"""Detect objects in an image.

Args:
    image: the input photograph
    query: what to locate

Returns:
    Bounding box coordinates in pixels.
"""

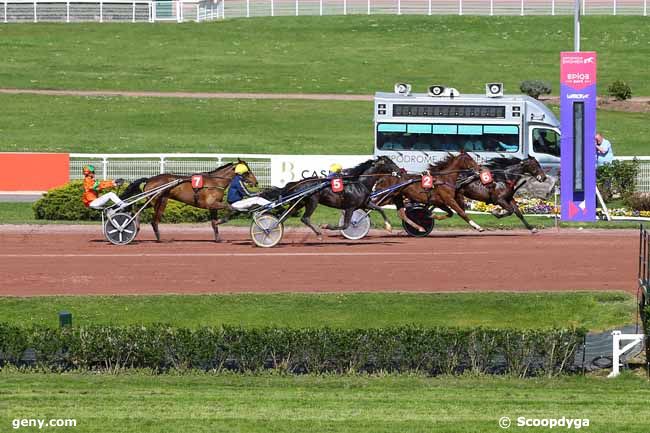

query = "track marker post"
[608,331,644,378]
[560,51,597,223]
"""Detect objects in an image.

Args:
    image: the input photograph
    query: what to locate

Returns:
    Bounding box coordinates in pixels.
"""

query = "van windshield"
[532,128,560,157]
[377,123,520,153]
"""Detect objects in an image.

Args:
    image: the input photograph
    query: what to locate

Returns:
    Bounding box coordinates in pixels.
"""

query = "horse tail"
[120,177,148,201]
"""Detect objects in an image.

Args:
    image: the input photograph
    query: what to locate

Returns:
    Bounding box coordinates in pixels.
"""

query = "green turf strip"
[0,202,644,230]
[1,16,648,95]
[0,292,634,331]
[0,94,647,155]
[1,372,649,433]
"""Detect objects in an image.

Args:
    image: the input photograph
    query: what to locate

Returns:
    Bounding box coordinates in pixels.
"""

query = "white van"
[373,84,561,176]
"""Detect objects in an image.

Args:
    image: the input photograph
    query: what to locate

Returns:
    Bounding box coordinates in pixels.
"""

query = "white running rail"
[0,0,222,23]
[1,0,646,22]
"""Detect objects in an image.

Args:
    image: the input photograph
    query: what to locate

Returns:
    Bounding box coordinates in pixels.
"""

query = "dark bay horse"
[455,156,547,233]
[375,152,484,232]
[260,156,400,238]
[120,160,257,242]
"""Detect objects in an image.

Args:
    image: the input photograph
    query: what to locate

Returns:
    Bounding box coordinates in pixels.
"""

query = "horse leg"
[321,208,355,231]
[391,194,424,232]
[151,194,169,242]
[214,203,234,225]
[368,202,393,232]
[397,207,426,232]
[509,199,537,233]
[209,208,220,242]
[431,204,454,221]
[300,197,323,238]
[445,197,484,232]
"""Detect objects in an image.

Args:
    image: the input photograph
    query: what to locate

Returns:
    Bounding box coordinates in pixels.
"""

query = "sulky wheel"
[339,209,371,240]
[402,206,435,237]
[104,212,139,245]
[250,214,284,248]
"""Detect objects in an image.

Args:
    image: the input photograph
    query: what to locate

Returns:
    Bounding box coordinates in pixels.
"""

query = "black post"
[581,334,587,375]
[58,311,72,328]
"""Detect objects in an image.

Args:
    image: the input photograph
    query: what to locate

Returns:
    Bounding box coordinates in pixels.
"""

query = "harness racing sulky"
[102,160,257,245]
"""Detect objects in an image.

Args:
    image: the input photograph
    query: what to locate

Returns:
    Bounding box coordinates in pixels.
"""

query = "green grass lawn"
[0,201,644,230]
[1,16,648,95]
[0,94,648,155]
[2,372,649,433]
[0,292,635,330]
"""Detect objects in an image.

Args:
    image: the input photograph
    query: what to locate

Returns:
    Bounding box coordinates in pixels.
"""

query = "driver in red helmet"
[82,165,126,212]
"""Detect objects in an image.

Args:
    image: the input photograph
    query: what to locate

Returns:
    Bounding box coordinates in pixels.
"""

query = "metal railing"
[617,156,650,192]
[216,0,647,18]
[1,0,646,22]
[70,153,273,187]
[0,0,222,22]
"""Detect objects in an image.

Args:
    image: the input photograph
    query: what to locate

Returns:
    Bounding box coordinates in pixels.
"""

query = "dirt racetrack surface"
[0,225,638,296]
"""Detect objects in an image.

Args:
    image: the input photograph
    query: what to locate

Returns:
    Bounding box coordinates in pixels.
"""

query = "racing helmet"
[329,163,343,174]
[235,163,249,175]
[82,165,95,175]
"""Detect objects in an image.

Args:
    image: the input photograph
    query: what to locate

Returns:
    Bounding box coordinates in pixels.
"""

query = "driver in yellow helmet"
[227,163,271,211]
[327,163,343,179]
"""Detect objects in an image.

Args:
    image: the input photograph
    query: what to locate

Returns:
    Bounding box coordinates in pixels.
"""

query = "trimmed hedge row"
[33,181,214,223]
[0,324,585,377]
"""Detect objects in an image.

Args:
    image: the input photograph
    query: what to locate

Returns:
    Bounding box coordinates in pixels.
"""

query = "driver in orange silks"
[82,165,126,212]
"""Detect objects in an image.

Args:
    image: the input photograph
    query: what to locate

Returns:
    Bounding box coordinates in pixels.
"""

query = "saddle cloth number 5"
[421,175,434,189]
[191,175,204,189]
[331,178,344,193]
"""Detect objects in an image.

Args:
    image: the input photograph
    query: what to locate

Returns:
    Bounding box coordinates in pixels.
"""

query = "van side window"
[377,123,520,153]
[532,129,560,157]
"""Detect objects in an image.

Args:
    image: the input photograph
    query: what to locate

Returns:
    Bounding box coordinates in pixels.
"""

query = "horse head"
[375,155,401,176]
[523,156,547,182]
[452,151,481,176]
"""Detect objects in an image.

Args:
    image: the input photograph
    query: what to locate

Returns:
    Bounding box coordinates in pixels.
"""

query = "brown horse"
[455,156,547,233]
[376,152,485,232]
[121,160,257,242]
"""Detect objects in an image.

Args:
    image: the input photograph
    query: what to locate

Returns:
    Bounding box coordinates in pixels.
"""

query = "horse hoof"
[531,228,538,234]
[417,227,426,232]
[384,222,392,232]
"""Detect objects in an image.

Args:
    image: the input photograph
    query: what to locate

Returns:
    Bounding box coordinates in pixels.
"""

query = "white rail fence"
[1,0,647,22]
[71,153,650,192]
[0,0,222,23]
[222,0,648,17]
[70,153,274,187]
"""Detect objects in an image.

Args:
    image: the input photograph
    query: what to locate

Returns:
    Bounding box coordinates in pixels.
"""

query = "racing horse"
[455,156,547,233]
[120,160,257,242]
[260,156,400,238]
[375,151,485,232]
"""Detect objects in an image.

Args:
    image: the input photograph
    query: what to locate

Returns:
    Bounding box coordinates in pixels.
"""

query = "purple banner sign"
[560,51,597,221]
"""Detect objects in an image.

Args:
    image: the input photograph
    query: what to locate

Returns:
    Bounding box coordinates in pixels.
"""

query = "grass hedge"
[33,181,212,223]
[0,324,586,377]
